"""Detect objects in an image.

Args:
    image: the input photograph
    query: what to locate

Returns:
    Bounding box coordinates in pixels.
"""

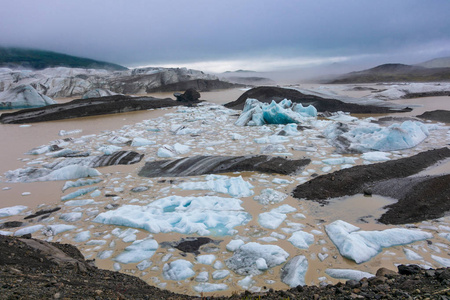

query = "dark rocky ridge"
[329,63,450,83]
[145,79,243,92]
[138,155,311,178]
[292,147,450,224]
[0,95,185,124]
[224,86,412,114]
[1,234,450,299]
[417,110,450,123]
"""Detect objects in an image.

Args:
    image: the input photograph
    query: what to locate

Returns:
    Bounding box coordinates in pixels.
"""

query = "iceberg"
[61,187,98,201]
[14,225,45,236]
[193,283,228,292]
[325,269,375,281]
[431,254,450,267]
[98,145,122,155]
[0,205,28,217]
[44,224,76,236]
[62,178,102,192]
[93,195,251,236]
[226,239,245,251]
[212,269,230,280]
[40,165,101,181]
[59,212,83,222]
[196,254,216,265]
[73,230,91,242]
[280,255,308,288]
[325,220,433,263]
[114,238,158,264]
[226,242,289,275]
[131,138,156,147]
[288,231,315,249]
[236,99,316,126]
[177,175,254,197]
[0,84,56,109]
[254,188,287,205]
[324,120,432,153]
[163,259,195,280]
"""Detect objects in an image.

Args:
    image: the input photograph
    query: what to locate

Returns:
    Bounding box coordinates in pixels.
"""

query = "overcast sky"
[1,0,450,72]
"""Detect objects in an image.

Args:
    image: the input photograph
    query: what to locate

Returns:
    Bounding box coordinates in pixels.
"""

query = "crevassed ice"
[93,195,251,236]
[325,220,433,263]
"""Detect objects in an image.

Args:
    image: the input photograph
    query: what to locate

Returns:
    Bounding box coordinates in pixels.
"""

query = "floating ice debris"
[326,112,358,122]
[272,178,291,184]
[404,248,424,260]
[325,220,433,263]
[157,145,176,158]
[238,275,255,289]
[93,195,251,236]
[131,137,156,147]
[61,187,98,201]
[86,240,107,246]
[73,230,91,242]
[254,135,290,144]
[361,151,392,162]
[431,254,450,267]
[226,239,245,251]
[280,255,308,288]
[196,254,216,265]
[324,120,433,153]
[108,136,130,145]
[236,99,316,126]
[59,129,82,136]
[258,211,287,229]
[195,271,209,282]
[193,283,228,292]
[62,178,102,192]
[97,250,114,259]
[136,260,152,271]
[163,259,195,280]
[173,143,190,154]
[114,238,158,264]
[21,192,31,196]
[42,165,101,181]
[254,188,287,205]
[0,230,13,236]
[44,224,76,236]
[226,242,289,275]
[178,175,254,197]
[288,231,315,249]
[0,205,28,217]
[59,212,82,222]
[64,199,96,206]
[325,269,375,281]
[14,224,45,236]
[98,145,122,155]
[231,133,245,140]
[439,232,450,241]
[322,157,356,165]
[212,269,230,280]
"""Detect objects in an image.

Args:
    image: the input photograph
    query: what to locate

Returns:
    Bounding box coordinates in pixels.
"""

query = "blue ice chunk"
[292,103,317,117]
[114,238,158,264]
[61,187,98,201]
[62,178,102,192]
[74,230,91,242]
[0,205,28,217]
[288,231,315,249]
[14,225,45,236]
[325,220,433,263]
[193,283,228,292]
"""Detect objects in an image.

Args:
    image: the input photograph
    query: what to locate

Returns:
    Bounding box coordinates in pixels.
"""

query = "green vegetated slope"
[0,47,128,70]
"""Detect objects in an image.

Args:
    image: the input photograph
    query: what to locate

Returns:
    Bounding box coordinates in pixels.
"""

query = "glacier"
[93,195,251,236]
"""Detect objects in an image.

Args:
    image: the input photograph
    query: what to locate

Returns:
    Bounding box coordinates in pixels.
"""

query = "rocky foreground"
[1,234,450,300]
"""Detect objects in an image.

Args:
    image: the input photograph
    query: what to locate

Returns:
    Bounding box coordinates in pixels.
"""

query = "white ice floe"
[322,157,356,165]
[14,225,45,236]
[193,283,228,292]
[325,220,433,263]
[62,178,102,192]
[114,238,158,264]
[226,242,289,275]
[196,254,216,265]
[253,188,287,205]
[177,175,254,197]
[98,145,122,155]
[93,195,251,236]
[131,137,156,147]
[59,212,83,222]
[43,224,77,236]
[73,230,91,242]
[404,248,424,260]
[195,271,209,282]
[64,199,96,206]
[61,187,98,201]
[258,205,297,229]
[163,259,195,280]
[361,151,392,162]
[280,255,308,288]
[5,165,101,183]
[226,239,245,251]
[288,231,315,249]
[325,269,375,281]
[0,205,28,217]
[238,275,255,289]
[431,254,450,267]
[212,269,230,280]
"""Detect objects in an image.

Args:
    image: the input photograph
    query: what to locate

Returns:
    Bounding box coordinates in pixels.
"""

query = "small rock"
[376,267,397,277]
[53,292,61,299]
[95,290,103,295]
[346,280,360,288]
[398,264,421,275]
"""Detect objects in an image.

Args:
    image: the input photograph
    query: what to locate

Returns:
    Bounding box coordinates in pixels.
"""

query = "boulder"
[174,88,201,102]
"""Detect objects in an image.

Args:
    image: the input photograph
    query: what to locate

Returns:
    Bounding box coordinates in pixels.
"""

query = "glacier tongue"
[325,220,433,263]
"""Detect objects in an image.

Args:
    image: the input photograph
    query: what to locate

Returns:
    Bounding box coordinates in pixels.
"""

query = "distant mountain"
[329,63,450,83]
[416,56,450,68]
[0,47,128,71]
[223,69,256,73]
